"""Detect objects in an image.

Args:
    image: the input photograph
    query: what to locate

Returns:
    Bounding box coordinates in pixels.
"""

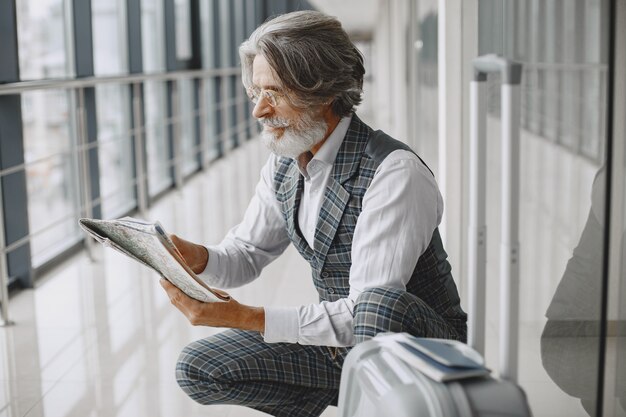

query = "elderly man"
[161,10,466,417]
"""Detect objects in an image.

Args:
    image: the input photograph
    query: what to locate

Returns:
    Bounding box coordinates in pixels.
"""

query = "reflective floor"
[1,137,624,417]
[0,140,333,417]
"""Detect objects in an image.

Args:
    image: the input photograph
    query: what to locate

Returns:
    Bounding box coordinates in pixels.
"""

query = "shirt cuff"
[263,306,300,343]
[196,246,225,287]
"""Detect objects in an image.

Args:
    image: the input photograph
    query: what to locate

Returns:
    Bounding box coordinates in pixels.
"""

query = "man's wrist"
[194,244,209,273]
[238,304,265,333]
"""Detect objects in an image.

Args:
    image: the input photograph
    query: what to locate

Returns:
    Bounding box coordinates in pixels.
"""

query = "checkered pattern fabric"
[175,115,467,416]
[175,287,465,416]
[353,286,466,343]
[176,330,341,417]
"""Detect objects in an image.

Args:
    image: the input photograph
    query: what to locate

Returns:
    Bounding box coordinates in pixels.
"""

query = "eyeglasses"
[246,86,287,107]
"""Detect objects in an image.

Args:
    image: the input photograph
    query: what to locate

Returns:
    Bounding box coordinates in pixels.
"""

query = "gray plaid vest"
[273,115,467,331]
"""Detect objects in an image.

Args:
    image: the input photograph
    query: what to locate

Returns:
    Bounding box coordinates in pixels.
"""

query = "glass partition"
[608,123,626,416]
[179,78,200,177]
[475,1,610,415]
[413,0,439,176]
[95,84,135,218]
[144,81,172,196]
[16,0,74,80]
[174,0,193,60]
[92,0,135,218]
[21,89,81,266]
[92,0,128,77]
[141,0,166,73]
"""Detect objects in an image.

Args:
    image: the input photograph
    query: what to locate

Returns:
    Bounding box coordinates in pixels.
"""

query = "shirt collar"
[296,114,353,178]
[313,114,353,166]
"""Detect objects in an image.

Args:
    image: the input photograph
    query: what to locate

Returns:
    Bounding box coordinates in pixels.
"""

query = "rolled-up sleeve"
[198,154,291,289]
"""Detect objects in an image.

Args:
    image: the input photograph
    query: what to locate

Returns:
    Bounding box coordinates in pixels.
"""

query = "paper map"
[78,217,229,303]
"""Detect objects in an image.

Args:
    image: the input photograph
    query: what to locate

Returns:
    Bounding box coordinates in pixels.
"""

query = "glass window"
[200,0,220,69]
[216,0,234,68]
[244,0,258,38]
[95,84,136,218]
[217,0,237,150]
[91,0,134,218]
[232,0,246,145]
[205,78,221,161]
[141,0,165,73]
[559,1,582,153]
[542,0,560,141]
[145,81,172,196]
[229,75,239,148]
[611,111,626,417]
[524,0,545,136]
[174,0,192,60]
[414,1,439,175]
[200,0,222,158]
[16,0,74,80]
[178,78,199,176]
[476,1,610,415]
[91,0,128,76]
[581,0,607,163]
[22,90,81,266]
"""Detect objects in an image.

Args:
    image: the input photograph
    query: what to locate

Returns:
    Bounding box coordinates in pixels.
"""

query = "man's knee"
[354,286,415,315]
[353,286,413,342]
[176,340,230,405]
[353,286,465,343]
[355,286,410,306]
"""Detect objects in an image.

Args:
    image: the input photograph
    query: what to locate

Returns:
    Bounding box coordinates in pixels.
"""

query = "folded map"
[78,217,230,303]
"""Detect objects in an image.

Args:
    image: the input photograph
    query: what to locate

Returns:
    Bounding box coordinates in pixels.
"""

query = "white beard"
[259,113,328,159]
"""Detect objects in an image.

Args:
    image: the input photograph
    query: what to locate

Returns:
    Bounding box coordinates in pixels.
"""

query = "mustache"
[258,117,290,128]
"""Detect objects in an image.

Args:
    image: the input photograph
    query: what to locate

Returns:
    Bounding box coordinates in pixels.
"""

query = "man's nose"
[252,96,273,119]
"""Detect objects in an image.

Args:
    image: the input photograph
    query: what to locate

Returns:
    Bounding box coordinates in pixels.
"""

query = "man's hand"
[160,279,265,332]
[170,234,209,274]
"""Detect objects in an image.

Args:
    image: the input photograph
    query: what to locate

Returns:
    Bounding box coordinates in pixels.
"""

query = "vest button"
[321,271,329,278]
[328,287,335,294]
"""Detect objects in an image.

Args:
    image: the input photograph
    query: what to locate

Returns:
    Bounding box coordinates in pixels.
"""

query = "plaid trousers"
[175,286,465,417]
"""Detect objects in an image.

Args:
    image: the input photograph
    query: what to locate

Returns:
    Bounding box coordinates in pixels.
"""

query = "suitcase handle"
[468,54,523,383]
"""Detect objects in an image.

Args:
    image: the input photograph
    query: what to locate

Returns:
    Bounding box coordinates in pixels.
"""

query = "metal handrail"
[0,67,242,96]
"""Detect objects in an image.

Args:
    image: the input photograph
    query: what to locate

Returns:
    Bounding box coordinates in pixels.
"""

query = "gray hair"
[239,10,364,117]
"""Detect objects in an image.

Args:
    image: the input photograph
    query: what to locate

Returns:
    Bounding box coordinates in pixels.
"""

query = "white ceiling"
[307,0,379,39]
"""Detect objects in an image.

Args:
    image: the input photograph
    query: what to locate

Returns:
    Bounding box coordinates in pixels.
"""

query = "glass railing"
[0,67,259,324]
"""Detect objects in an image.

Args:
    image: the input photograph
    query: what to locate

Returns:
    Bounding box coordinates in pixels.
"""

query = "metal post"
[499,83,521,382]
[171,80,183,189]
[198,78,210,170]
[221,74,230,153]
[236,74,245,143]
[76,87,95,259]
[132,82,148,215]
[468,77,487,355]
[0,176,14,326]
[470,54,523,383]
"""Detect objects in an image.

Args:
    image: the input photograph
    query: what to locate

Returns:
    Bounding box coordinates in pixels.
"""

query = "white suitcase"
[337,54,531,417]
[337,332,531,417]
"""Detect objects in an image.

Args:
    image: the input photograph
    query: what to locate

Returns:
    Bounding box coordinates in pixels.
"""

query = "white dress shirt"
[199,114,444,347]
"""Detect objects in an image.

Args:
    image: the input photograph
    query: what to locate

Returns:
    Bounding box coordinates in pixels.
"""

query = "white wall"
[370,0,410,141]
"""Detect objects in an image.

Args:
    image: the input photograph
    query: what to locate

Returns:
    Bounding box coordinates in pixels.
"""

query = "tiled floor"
[1,137,624,417]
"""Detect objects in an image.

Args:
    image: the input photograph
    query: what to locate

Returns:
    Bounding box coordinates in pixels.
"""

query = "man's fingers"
[160,278,199,308]
[159,278,209,326]
[160,279,185,304]
[160,278,176,291]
